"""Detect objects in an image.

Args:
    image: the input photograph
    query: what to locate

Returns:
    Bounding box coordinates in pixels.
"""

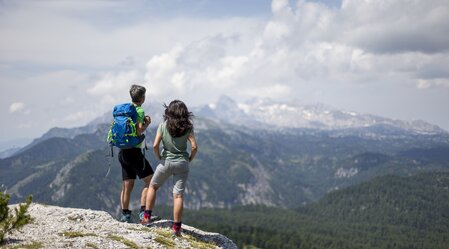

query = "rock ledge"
[4,203,237,249]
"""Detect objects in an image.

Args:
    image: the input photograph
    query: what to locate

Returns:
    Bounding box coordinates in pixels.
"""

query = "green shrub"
[0,192,33,243]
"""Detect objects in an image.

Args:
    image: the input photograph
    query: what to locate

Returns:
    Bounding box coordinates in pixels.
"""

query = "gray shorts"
[150,160,189,195]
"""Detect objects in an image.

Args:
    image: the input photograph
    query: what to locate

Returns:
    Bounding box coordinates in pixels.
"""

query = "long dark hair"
[163,100,194,137]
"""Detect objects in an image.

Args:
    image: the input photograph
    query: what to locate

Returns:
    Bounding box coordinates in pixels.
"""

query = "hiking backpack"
[107,103,145,149]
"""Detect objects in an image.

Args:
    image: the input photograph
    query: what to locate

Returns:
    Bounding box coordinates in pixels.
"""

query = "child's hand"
[144,115,151,124]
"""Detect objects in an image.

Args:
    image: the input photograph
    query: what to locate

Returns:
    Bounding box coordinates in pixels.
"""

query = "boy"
[118,84,157,223]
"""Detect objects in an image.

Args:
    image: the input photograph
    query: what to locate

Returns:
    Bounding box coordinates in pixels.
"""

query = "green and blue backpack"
[107,103,145,149]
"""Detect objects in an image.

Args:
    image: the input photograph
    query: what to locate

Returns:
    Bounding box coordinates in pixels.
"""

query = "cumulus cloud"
[2,0,449,140]
[0,1,261,68]
[88,71,140,96]
[9,102,26,113]
[340,0,449,54]
[88,0,449,108]
[140,35,253,104]
[87,70,142,109]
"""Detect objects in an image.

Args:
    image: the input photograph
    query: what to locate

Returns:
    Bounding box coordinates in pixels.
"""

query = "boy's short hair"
[130,84,146,103]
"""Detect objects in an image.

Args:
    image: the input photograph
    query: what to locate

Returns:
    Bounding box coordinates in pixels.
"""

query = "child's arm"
[153,132,162,161]
[188,133,198,162]
[136,115,151,136]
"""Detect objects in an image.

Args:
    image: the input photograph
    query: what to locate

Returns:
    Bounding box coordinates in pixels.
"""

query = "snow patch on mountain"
[196,96,446,135]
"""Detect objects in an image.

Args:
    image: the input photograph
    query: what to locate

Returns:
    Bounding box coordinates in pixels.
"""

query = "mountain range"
[2,95,445,159]
[1,96,448,215]
[195,95,446,134]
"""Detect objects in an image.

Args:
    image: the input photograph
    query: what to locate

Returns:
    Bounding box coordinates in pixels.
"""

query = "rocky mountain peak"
[5,203,236,249]
[198,96,447,134]
[215,95,238,109]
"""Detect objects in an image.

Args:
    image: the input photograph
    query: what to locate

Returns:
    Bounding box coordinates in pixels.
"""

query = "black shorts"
[118,148,154,180]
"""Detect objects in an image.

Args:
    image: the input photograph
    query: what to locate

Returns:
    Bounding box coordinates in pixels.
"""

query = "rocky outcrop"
[3,203,237,249]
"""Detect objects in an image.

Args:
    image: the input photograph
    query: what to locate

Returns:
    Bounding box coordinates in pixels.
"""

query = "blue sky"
[1,0,449,146]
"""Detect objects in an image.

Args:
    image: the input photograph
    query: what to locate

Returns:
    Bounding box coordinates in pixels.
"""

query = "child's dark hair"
[163,100,193,137]
[129,84,146,103]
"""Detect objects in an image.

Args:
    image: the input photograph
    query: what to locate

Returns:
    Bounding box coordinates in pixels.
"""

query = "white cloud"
[2,0,449,140]
[88,70,140,96]
[264,21,290,41]
[87,0,449,108]
[271,0,289,14]
[9,102,25,113]
[171,72,187,90]
[340,0,449,54]
[417,78,449,89]
[145,45,183,82]
[0,1,262,68]
[215,56,249,83]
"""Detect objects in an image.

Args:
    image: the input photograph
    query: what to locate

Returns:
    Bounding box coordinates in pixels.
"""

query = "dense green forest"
[155,172,449,249]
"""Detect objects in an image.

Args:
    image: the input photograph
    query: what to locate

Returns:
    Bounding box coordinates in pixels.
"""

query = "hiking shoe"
[139,210,145,222]
[172,229,181,237]
[140,215,161,226]
[172,227,182,237]
[120,213,132,223]
[172,222,182,237]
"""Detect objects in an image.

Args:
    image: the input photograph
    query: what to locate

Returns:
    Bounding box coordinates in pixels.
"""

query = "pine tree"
[0,192,33,243]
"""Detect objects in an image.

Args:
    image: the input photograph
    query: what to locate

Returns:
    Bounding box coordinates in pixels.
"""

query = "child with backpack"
[108,84,158,223]
[141,100,198,236]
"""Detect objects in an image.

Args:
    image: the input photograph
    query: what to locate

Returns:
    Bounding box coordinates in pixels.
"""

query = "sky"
[1,0,449,146]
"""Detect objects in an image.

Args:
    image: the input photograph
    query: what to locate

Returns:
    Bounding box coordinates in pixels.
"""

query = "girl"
[142,100,198,236]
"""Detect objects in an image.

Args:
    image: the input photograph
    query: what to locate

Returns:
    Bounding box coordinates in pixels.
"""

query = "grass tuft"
[127,226,151,232]
[185,234,216,249]
[59,231,96,238]
[86,242,100,249]
[10,241,43,249]
[154,229,172,237]
[154,236,176,249]
[107,234,139,249]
